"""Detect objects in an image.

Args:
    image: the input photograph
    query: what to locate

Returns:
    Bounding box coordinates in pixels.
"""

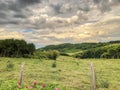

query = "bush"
[6,62,14,70]
[52,61,57,68]
[46,50,60,60]
[100,80,109,88]
[60,52,69,56]
[74,52,83,58]
[33,50,60,60]
[33,51,47,59]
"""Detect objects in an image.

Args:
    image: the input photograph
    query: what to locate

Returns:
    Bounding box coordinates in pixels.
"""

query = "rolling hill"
[37,40,120,59]
[38,40,120,53]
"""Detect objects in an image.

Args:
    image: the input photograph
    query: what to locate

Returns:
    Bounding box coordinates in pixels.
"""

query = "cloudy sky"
[0,0,120,47]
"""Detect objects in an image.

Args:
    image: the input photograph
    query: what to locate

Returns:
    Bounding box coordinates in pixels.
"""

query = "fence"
[19,62,97,90]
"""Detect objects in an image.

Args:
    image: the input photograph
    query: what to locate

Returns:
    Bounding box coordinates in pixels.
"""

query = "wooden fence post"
[89,62,96,90]
[19,62,25,86]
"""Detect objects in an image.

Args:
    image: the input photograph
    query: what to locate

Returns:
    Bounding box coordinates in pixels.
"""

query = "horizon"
[0,0,120,48]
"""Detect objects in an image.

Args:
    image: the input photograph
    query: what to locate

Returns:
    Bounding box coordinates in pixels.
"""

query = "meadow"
[0,56,120,90]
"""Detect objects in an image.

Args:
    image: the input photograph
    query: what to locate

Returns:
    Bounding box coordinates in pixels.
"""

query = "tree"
[27,43,35,55]
[0,39,36,58]
[46,50,60,60]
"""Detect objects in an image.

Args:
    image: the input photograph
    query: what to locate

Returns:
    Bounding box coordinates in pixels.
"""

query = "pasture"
[0,56,120,90]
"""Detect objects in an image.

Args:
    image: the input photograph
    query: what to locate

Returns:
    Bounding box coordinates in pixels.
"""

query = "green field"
[0,56,120,90]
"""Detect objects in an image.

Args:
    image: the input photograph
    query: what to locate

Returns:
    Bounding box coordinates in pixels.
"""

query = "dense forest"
[0,39,35,58]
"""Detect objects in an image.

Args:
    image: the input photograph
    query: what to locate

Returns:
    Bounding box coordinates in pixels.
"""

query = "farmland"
[0,56,120,90]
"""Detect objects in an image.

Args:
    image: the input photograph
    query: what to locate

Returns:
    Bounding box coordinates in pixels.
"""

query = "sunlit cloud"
[0,28,23,39]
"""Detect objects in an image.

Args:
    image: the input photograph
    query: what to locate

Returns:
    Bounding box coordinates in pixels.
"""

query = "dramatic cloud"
[0,0,120,47]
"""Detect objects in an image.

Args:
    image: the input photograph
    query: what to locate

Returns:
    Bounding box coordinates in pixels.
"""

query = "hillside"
[75,43,120,59]
[37,40,120,59]
[38,40,120,53]
[38,43,106,53]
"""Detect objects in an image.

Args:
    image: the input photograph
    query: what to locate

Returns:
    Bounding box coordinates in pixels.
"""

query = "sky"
[0,0,120,48]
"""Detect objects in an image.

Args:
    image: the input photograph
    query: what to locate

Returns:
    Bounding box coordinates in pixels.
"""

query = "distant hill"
[38,43,106,53]
[37,40,120,53]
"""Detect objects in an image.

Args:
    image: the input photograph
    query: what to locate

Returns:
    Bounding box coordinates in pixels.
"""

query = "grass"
[0,56,120,90]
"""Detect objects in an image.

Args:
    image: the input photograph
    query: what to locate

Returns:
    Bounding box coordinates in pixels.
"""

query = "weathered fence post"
[89,62,96,90]
[19,62,25,86]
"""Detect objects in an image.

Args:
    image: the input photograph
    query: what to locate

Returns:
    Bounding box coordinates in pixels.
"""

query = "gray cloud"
[0,0,119,27]
[18,0,41,5]
[13,13,27,18]
[93,0,120,12]
[0,0,120,47]
[93,0,100,4]
[0,12,7,18]
[92,0,110,12]
[50,4,62,14]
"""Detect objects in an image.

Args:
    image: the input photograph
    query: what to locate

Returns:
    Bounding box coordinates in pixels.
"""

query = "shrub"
[33,50,60,60]
[33,51,47,59]
[52,61,57,68]
[100,80,109,88]
[60,52,69,56]
[46,50,60,60]
[6,62,14,70]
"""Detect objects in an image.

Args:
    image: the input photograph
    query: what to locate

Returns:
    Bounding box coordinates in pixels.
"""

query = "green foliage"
[33,51,48,59]
[52,61,57,68]
[0,79,62,90]
[0,80,17,90]
[38,42,108,53]
[0,57,120,90]
[33,50,60,60]
[6,62,14,70]
[60,52,69,56]
[74,44,120,59]
[40,83,60,90]
[100,80,109,88]
[37,40,120,59]
[46,50,60,60]
[101,52,110,58]
[0,78,3,87]
[0,39,35,58]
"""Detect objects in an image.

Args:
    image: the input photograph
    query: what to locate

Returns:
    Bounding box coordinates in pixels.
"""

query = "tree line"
[0,39,35,58]
[74,44,120,59]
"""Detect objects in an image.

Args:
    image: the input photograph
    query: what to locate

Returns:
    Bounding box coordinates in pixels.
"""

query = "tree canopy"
[0,39,35,58]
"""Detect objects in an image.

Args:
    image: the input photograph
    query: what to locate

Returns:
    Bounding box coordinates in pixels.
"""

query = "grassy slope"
[0,57,120,90]
[38,43,107,53]
[87,43,120,51]
[100,43,120,50]
[38,42,120,56]
[72,43,120,56]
